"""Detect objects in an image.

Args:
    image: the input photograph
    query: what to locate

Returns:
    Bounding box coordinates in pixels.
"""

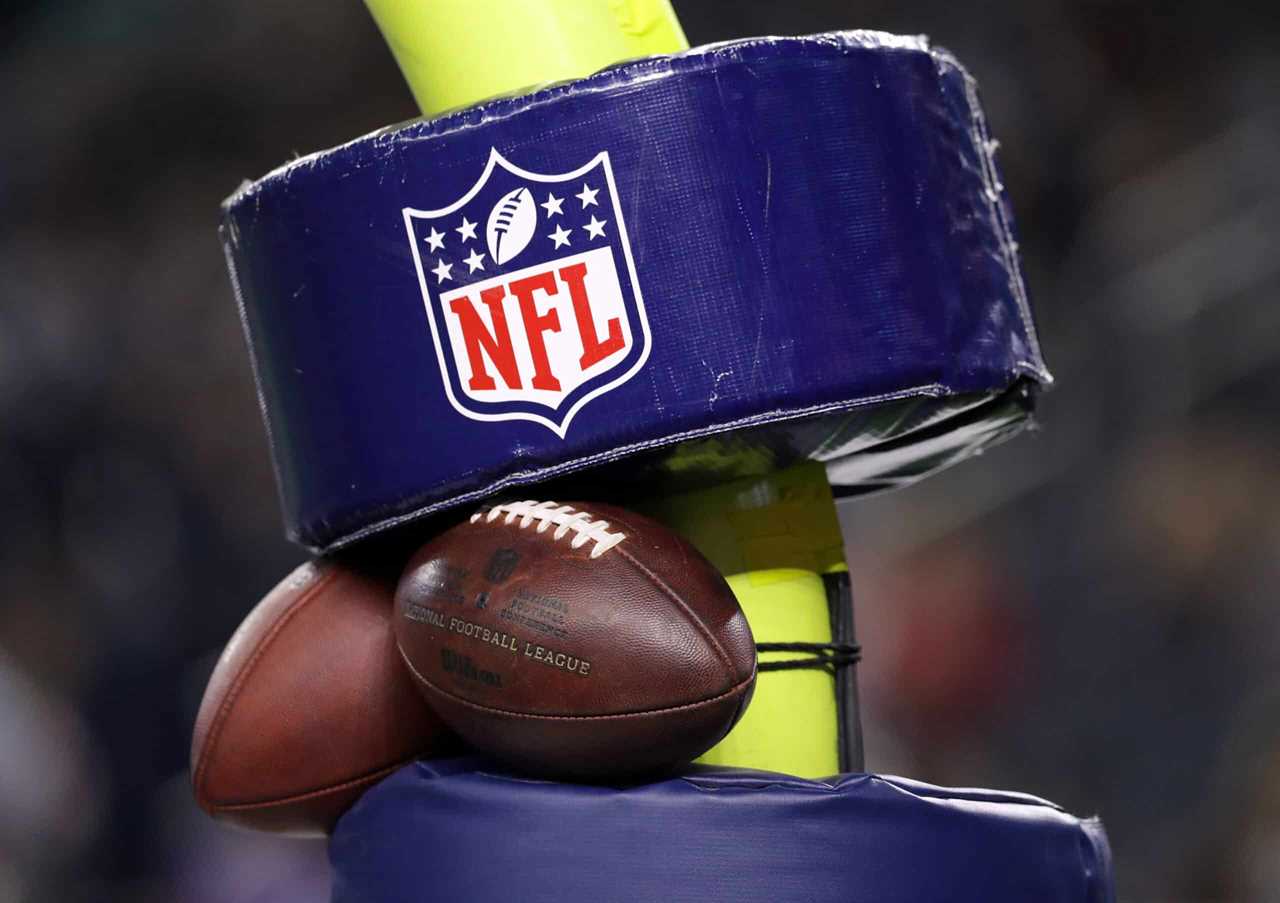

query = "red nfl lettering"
[508,271,562,392]
[404,148,651,437]
[448,286,520,392]
[446,261,626,395]
[560,261,624,370]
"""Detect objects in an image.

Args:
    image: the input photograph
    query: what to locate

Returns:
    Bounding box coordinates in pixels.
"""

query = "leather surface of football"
[191,556,457,834]
[394,500,756,780]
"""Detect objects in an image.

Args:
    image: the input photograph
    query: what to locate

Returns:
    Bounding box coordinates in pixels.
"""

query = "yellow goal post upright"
[364,0,863,778]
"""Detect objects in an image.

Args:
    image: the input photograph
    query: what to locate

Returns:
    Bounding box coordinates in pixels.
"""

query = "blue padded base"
[330,758,1114,903]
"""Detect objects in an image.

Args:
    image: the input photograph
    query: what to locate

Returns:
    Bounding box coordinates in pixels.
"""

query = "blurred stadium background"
[1,1,1277,900]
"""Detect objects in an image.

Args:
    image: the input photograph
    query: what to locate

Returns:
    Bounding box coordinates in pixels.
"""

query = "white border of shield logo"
[402,148,652,439]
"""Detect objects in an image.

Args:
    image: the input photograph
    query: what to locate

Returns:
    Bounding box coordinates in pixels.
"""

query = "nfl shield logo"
[403,148,651,438]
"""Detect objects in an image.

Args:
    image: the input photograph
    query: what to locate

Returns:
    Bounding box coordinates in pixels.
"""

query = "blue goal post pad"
[222,32,1050,552]
[329,758,1114,903]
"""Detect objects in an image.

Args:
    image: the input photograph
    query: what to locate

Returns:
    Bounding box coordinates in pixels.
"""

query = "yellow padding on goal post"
[695,569,838,778]
[640,463,846,777]
[365,0,689,120]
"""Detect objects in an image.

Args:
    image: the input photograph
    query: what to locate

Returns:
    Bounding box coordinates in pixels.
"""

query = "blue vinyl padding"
[330,758,1114,903]
[221,32,1049,552]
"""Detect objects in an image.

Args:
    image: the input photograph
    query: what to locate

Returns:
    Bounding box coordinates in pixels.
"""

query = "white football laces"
[472,500,626,559]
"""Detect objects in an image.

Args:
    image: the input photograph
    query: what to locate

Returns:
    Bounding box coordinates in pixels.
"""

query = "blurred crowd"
[1,1,1277,900]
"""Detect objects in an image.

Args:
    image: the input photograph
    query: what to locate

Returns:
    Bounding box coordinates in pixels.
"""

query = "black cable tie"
[756,642,862,674]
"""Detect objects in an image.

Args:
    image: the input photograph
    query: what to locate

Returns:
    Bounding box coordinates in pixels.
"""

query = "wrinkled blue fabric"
[329,759,1112,903]
[221,32,1050,552]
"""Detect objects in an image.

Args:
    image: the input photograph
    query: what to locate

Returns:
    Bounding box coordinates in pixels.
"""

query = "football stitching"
[209,754,418,811]
[470,501,742,679]
[400,647,755,722]
[193,565,343,808]
[613,541,740,679]
[492,197,521,231]
[593,506,743,681]
[471,500,625,558]
[488,188,534,263]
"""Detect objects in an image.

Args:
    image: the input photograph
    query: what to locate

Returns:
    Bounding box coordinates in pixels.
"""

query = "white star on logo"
[548,224,572,249]
[455,217,478,242]
[432,258,453,284]
[583,216,607,240]
[541,193,564,217]
[424,227,445,252]
[463,248,486,273]
[576,183,599,208]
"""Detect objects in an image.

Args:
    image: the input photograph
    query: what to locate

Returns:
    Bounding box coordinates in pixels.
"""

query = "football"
[191,555,458,834]
[486,186,538,264]
[394,500,757,781]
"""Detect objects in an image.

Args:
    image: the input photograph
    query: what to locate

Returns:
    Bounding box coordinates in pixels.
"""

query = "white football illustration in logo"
[486,187,538,265]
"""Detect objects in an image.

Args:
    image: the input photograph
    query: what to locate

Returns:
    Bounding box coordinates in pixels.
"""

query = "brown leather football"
[394,500,756,781]
[191,555,458,834]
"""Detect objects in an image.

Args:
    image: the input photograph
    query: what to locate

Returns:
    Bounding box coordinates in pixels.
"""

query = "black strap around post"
[824,571,864,773]
[755,642,861,673]
[750,572,864,773]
